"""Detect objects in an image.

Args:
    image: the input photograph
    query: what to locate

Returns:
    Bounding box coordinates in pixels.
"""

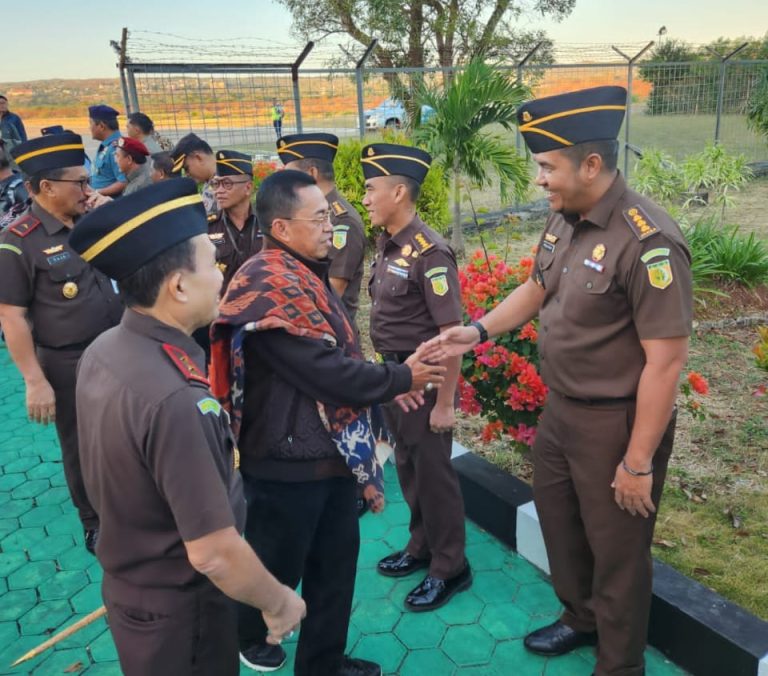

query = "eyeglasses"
[210,177,251,190]
[45,177,91,191]
[280,211,333,227]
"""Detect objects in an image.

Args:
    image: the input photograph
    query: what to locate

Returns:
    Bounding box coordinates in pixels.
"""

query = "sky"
[0,0,766,83]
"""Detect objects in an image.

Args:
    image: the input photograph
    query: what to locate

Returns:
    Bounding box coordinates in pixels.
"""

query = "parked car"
[364,98,435,131]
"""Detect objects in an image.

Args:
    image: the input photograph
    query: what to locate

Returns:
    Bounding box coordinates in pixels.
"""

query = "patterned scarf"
[209,247,385,511]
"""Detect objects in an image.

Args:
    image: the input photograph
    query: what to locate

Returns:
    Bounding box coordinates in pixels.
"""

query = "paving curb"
[452,449,768,676]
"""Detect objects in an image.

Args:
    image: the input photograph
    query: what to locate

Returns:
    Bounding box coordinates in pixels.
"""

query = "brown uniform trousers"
[37,346,98,529]
[383,389,466,579]
[103,573,238,676]
[533,391,676,676]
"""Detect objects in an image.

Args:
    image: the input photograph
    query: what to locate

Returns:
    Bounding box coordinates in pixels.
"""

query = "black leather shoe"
[84,528,99,555]
[337,656,382,676]
[404,562,472,612]
[239,643,287,672]
[377,551,430,577]
[523,620,598,656]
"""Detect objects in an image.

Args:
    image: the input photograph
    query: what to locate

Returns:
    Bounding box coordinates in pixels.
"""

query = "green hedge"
[334,136,450,241]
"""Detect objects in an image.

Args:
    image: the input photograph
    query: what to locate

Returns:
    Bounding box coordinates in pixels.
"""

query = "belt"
[378,351,413,365]
[552,390,636,406]
[37,338,94,352]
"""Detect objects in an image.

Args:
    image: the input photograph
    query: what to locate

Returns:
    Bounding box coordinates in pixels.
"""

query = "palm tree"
[412,59,531,255]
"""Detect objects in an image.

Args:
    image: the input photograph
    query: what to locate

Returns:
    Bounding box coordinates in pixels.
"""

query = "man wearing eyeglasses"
[0,133,123,554]
[207,150,263,291]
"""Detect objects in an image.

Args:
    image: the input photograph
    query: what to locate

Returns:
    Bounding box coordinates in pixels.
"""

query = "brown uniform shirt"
[0,201,123,348]
[532,173,693,400]
[208,209,263,290]
[327,188,366,322]
[76,309,245,588]
[369,215,462,353]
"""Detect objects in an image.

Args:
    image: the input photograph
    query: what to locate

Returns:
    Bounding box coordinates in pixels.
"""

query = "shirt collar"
[121,308,206,365]
[99,130,121,150]
[380,214,422,250]
[31,200,69,236]
[565,172,627,229]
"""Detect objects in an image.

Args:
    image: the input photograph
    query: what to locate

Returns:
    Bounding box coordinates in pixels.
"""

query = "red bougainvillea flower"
[687,371,709,396]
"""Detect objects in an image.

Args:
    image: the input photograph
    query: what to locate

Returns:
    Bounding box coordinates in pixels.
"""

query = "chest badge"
[592,243,606,261]
[216,262,228,273]
[62,281,79,299]
[544,233,559,244]
[401,244,412,257]
[43,245,64,255]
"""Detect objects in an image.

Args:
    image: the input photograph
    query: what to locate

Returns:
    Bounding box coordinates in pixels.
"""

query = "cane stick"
[11,605,107,667]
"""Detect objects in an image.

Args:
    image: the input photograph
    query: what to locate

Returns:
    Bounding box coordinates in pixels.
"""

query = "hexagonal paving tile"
[1,497,34,519]
[353,568,396,601]
[356,539,395,568]
[0,589,37,622]
[7,560,58,591]
[0,518,18,541]
[0,621,20,652]
[488,638,549,676]
[55,615,110,650]
[360,515,392,541]
[71,582,104,614]
[57,546,95,572]
[379,500,411,527]
[81,662,124,675]
[0,473,26,492]
[31,646,90,675]
[3,455,41,474]
[10,479,50,500]
[352,633,407,674]
[434,590,485,625]
[24,461,63,481]
[542,649,596,675]
[441,623,495,667]
[38,570,90,601]
[514,581,563,617]
[466,541,510,571]
[479,602,533,640]
[352,597,402,634]
[19,598,74,636]
[19,504,64,528]
[503,554,547,584]
[34,486,72,506]
[471,569,520,604]
[0,632,50,673]
[89,628,120,663]
[398,647,456,676]
[0,550,28,578]
[45,512,83,536]
[393,612,447,650]
[0,526,48,553]
[27,534,77,562]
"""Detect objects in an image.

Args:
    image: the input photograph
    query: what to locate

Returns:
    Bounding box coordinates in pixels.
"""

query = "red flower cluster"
[459,250,547,449]
[253,160,278,189]
[687,371,709,396]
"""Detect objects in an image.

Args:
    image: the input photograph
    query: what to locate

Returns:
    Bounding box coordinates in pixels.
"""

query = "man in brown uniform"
[208,149,263,291]
[428,86,693,676]
[0,132,123,552]
[363,143,471,611]
[170,132,219,216]
[70,178,305,676]
[277,133,366,325]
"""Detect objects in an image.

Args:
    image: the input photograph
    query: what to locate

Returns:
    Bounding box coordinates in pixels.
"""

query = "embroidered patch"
[394,258,410,267]
[207,213,218,223]
[401,244,413,257]
[646,259,673,289]
[43,245,64,255]
[414,233,434,254]
[333,225,349,249]
[162,343,210,385]
[425,266,449,296]
[197,397,222,416]
[544,232,559,244]
[623,205,659,241]
[541,240,555,253]
[592,243,606,261]
[640,247,671,264]
[331,200,347,217]
[0,243,22,255]
[9,215,40,238]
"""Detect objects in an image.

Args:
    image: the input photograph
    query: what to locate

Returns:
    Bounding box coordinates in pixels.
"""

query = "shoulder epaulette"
[413,231,436,255]
[9,214,41,238]
[623,205,660,241]
[207,213,218,223]
[162,343,210,386]
[331,200,347,217]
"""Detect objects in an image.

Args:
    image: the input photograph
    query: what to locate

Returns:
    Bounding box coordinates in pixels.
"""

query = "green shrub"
[333,136,450,241]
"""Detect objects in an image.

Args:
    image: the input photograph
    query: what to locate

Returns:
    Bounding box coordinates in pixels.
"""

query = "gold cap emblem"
[62,282,79,299]
[522,111,532,122]
[367,147,375,157]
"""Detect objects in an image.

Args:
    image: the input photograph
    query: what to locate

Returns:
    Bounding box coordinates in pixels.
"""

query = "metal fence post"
[706,43,749,144]
[612,42,654,178]
[291,42,314,134]
[126,68,140,114]
[515,43,543,156]
[356,40,378,140]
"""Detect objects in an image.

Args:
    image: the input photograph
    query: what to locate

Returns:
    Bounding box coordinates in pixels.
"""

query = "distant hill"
[0,78,123,118]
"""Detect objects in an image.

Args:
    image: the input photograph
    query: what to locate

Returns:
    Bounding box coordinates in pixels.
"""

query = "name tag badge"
[583,258,605,273]
[541,240,555,253]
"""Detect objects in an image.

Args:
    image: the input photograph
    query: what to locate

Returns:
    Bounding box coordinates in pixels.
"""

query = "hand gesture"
[263,585,306,645]
[404,345,447,392]
[26,378,56,425]
[611,461,656,518]
[422,325,482,361]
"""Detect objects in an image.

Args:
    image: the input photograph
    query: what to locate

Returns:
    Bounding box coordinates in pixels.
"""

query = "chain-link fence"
[119,45,768,173]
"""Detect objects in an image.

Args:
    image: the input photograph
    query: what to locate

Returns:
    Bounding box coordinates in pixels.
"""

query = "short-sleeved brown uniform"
[369,216,466,579]
[207,209,263,291]
[530,174,692,676]
[76,308,246,676]
[0,201,123,529]
[327,188,366,323]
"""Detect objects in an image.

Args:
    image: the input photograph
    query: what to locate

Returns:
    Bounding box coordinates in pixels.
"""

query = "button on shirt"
[0,201,123,348]
[76,309,246,588]
[369,216,462,353]
[532,173,693,400]
[91,130,127,190]
[327,188,366,322]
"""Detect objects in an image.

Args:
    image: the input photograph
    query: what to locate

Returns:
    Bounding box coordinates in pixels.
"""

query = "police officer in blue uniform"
[89,104,127,197]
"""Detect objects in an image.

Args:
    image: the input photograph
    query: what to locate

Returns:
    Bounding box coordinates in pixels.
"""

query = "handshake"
[394,342,449,413]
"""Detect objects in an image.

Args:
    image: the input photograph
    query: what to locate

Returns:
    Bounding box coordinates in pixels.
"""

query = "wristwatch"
[469,320,489,343]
